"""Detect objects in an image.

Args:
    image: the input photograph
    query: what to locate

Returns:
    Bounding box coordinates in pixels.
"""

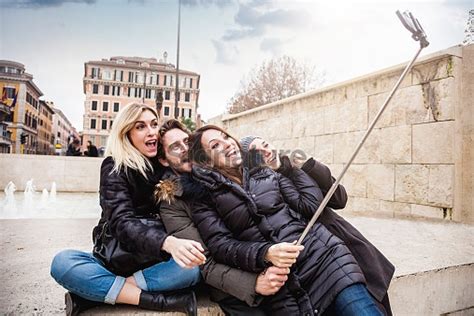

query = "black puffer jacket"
[157,171,264,307]
[302,158,395,307]
[92,156,169,276]
[192,165,366,315]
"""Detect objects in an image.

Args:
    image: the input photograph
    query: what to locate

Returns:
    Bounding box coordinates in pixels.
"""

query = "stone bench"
[1,214,473,315]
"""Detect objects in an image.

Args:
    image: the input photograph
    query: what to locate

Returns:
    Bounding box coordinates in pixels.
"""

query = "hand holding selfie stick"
[297,10,429,245]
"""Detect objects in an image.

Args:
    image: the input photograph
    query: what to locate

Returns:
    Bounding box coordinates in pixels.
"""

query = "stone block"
[345,197,381,214]
[378,125,412,164]
[292,106,325,137]
[271,139,285,151]
[334,131,369,164]
[411,204,445,220]
[380,200,411,217]
[413,121,454,164]
[296,137,315,158]
[366,164,395,201]
[395,165,429,204]
[427,77,456,121]
[428,164,454,207]
[412,55,453,85]
[368,85,426,128]
[314,134,334,164]
[357,70,412,96]
[324,98,368,134]
[343,164,367,197]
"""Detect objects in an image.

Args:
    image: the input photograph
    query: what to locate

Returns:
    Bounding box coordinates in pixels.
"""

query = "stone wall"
[210,44,474,223]
[0,154,103,192]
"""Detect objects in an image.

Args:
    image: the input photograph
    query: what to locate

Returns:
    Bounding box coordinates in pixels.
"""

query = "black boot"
[65,292,103,316]
[138,290,197,316]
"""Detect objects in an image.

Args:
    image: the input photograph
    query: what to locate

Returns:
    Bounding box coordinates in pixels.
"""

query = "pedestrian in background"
[66,138,81,156]
[85,140,99,157]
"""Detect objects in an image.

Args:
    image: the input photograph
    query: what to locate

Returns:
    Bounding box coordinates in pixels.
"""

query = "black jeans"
[217,296,267,316]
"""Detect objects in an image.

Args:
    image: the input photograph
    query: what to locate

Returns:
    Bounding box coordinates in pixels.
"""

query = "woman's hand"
[162,236,206,269]
[290,152,308,169]
[265,242,304,268]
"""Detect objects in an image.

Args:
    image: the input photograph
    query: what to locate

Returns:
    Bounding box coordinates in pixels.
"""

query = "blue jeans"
[329,283,383,316]
[50,249,201,304]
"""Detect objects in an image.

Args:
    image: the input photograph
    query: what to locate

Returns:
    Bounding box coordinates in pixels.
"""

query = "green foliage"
[181,117,196,132]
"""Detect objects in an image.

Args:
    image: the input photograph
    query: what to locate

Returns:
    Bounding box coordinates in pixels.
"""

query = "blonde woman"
[50,103,203,316]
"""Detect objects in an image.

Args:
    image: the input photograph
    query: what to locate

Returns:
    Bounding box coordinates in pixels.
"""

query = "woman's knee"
[50,249,88,282]
[185,266,201,285]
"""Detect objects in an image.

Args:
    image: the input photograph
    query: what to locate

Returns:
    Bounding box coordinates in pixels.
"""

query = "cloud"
[182,0,232,8]
[235,4,307,29]
[260,37,284,55]
[212,39,239,65]
[0,0,96,9]
[222,27,264,41]
[223,1,310,41]
[212,1,310,64]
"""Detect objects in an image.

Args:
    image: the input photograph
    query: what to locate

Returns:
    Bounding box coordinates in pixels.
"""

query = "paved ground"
[1,213,473,315]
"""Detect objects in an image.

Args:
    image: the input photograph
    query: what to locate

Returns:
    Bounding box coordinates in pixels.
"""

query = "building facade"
[50,102,76,156]
[0,100,12,153]
[82,56,200,150]
[37,100,54,155]
[0,60,43,154]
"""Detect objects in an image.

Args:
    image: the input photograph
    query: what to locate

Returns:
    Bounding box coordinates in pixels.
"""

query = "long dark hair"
[188,125,243,185]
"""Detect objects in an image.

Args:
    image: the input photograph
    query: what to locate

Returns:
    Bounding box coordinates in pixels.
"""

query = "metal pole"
[174,0,181,119]
[297,10,429,245]
[142,70,146,104]
[297,45,423,245]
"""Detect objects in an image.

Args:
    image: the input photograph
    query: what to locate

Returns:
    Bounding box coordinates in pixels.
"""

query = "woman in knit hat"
[239,135,394,315]
[187,125,383,315]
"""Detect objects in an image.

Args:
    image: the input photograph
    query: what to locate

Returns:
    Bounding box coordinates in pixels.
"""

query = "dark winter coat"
[191,164,366,315]
[157,171,263,307]
[92,156,169,276]
[86,145,99,157]
[301,158,395,305]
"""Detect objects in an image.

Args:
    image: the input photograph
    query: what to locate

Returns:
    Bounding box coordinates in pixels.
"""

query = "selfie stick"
[297,10,429,245]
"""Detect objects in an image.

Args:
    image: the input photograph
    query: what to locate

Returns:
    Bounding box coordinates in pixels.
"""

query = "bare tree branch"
[227,56,324,114]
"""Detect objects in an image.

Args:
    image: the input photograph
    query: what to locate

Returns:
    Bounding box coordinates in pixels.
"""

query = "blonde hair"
[105,103,158,178]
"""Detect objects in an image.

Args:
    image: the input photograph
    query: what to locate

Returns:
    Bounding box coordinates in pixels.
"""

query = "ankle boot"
[65,292,103,316]
[138,290,197,316]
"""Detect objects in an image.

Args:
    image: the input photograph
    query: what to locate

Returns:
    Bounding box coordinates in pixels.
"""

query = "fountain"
[1,180,100,219]
[40,188,49,210]
[24,179,36,196]
[3,181,17,217]
[50,182,57,200]
[4,181,16,196]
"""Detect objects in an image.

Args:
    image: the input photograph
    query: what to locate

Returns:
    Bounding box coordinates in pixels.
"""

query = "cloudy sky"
[0,0,471,130]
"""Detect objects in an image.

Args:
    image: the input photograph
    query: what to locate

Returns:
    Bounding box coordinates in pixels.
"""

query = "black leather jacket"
[92,156,169,276]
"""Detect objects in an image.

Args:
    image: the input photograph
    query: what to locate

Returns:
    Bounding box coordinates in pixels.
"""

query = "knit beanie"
[240,135,261,153]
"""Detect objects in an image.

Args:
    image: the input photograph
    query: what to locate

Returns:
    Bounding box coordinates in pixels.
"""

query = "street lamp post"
[142,70,146,104]
[174,0,181,119]
[155,90,163,118]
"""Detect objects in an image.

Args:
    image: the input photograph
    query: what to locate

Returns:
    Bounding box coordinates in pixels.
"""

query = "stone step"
[1,215,473,315]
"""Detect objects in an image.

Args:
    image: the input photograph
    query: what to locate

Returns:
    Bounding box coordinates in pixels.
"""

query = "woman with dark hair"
[240,135,394,315]
[50,104,202,316]
[187,125,383,316]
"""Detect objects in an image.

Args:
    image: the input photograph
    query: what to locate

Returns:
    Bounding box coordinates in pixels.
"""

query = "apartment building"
[82,56,200,150]
[0,60,43,154]
[50,102,77,156]
[37,100,54,155]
